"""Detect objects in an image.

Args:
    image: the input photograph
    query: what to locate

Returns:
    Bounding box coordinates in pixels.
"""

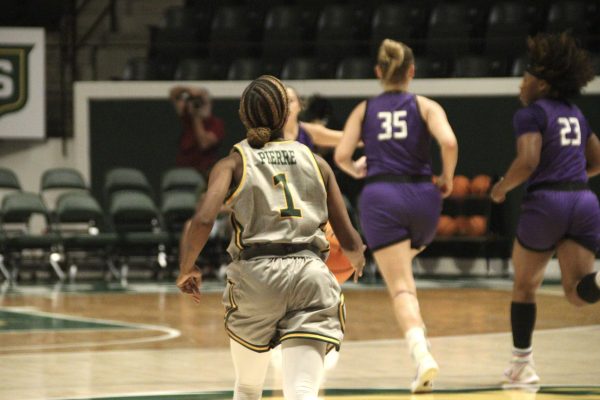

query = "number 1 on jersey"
[273,173,302,217]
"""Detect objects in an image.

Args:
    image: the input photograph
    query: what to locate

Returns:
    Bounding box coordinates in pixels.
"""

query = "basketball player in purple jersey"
[283,86,345,151]
[491,32,600,386]
[335,39,458,393]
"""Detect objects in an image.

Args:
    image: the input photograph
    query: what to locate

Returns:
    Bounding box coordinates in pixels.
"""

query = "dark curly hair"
[526,32,595,99]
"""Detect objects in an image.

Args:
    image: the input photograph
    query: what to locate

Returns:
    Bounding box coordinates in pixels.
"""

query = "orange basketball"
[454,215,469,236]
[324,222,354,284]
[436,215,457,236]
[470,174,492,196]
[451,175,471,198]
[466,215,487,236]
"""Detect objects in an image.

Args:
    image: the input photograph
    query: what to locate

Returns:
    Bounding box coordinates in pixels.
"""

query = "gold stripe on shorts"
[339,293,346,333]
[226,328,271,352]
[280,332,341,348]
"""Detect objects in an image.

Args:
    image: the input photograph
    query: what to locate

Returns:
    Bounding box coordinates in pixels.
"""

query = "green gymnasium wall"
[89,95,600,238]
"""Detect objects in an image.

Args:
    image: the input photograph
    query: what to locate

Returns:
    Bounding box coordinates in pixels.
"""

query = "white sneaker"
[411,354,439,393]
[503,356,540,388]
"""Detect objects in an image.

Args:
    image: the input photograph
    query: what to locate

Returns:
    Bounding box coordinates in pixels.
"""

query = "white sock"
[405,327,430,362]
[512,346,533,360]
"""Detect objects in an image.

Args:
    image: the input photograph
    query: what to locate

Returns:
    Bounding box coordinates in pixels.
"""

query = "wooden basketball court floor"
[0,276,599,400]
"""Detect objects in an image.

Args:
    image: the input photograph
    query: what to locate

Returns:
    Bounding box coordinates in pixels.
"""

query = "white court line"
[350,323,600,346]
[23,325,600,400]
[48,389,231,400]
[0,307,180,352]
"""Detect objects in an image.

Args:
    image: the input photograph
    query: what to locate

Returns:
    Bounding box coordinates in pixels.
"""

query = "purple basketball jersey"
[514,99,592,187]
[362,92,432,177]
[296,124,315,151]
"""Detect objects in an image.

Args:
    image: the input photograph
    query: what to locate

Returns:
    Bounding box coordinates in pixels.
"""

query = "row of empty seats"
[123,52,600,81]
[0,167,218,283]
[146,1,600,73]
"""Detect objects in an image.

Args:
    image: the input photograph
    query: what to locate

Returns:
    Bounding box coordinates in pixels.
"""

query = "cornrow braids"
[239,75,289,148]
[526,32,595,99]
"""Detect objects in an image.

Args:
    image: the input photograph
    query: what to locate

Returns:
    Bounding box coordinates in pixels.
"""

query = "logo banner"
[0,28,45,139]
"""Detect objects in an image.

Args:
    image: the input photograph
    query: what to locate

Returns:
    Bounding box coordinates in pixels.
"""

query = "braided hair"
[239,75,289,148]
[526,32,594,99]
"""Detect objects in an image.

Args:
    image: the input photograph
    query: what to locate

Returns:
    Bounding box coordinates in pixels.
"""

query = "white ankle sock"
[405,327,430,362]
[512,347,533,359]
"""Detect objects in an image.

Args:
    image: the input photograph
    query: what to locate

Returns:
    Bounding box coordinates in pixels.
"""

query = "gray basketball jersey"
[225,139,329,260]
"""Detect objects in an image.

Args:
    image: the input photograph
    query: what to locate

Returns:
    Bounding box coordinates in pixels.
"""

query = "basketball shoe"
[411,353,439,393]
[503,354,540,387]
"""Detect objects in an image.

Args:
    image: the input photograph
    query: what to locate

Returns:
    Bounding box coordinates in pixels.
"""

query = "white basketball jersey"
[225,139,329,260]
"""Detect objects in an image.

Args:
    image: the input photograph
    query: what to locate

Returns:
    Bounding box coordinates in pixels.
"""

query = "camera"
[187,96,205,109]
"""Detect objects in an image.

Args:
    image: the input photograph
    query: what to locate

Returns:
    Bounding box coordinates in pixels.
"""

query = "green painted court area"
[62,386,600,400]
[0,309,136,331]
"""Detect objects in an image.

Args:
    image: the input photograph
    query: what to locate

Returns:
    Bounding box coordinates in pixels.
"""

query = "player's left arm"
[334,101,367,179]
[585,133,600,178]
[315,155,365,280]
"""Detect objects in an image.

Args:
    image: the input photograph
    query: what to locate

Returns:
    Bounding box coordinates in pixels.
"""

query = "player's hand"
[434,175,453,198]
[490,179,506,203]
[343,245,367,283]
[352,156,367,179]
[176,267,202,303]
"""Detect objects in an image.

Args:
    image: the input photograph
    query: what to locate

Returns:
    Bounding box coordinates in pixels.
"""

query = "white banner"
[0,28,45,139]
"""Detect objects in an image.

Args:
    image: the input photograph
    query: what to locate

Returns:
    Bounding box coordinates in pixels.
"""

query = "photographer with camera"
[170,85,226,179]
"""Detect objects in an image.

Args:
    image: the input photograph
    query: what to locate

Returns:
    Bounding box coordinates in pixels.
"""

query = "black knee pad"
[576,273,600,304]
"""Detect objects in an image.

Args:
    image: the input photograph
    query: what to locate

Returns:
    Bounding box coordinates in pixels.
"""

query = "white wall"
[2,77,599,192]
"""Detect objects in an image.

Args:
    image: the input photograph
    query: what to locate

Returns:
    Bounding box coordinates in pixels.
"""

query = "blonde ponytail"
[377,39,413,84]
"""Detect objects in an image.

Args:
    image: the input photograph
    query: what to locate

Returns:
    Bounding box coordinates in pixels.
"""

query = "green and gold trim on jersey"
[229,213,246,250]
[225,144,247,206]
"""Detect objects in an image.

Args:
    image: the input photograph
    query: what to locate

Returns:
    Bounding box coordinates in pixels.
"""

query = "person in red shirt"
[170,86,226,179]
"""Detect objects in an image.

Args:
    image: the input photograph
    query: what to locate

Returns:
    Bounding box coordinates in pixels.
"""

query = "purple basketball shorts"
[359,182,442,251]
[517,189,600,253]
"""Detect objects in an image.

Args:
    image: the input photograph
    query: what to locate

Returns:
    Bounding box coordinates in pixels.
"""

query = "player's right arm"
[491,132,542,203]
[315,155,366,281]
[334,101,368,179]
[177,152,242,300]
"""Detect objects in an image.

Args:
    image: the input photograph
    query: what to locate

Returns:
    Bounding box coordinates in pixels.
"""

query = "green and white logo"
[0,45,33,118]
